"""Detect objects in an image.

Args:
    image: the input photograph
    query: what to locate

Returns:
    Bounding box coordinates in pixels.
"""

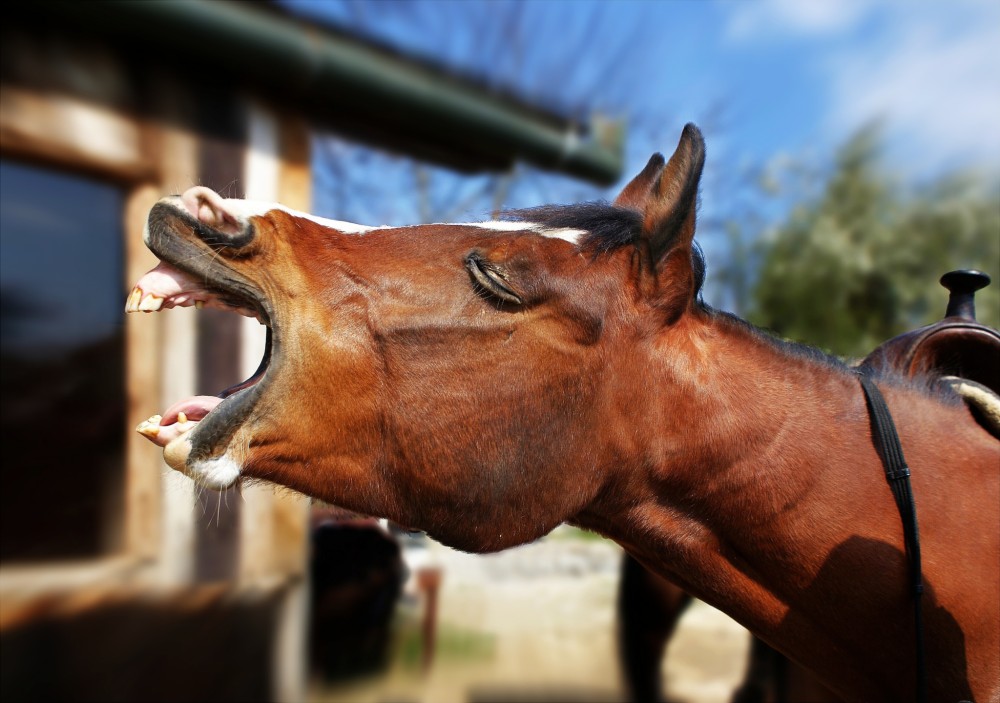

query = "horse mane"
[502,202,641,253]
[709,308,962,405]
[708,308,849,369]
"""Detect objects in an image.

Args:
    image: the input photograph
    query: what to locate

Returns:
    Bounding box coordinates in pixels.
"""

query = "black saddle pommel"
[940,269,990,321]
[861,269,1000,395]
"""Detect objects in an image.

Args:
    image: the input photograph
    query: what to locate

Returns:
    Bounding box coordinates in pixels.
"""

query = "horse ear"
[644,123,705,260]
[613,153,666,212]
[633,124,706,318]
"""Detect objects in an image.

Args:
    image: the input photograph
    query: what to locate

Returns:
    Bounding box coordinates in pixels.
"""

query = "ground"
[310,526,752,703]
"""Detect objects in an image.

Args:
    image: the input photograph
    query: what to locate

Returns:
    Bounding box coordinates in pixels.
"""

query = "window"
[1,160,125,562]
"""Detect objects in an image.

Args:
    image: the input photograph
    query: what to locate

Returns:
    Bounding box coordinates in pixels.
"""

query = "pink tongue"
[128,261,260,318]
[133,262,216,307]
[161,396,224,426]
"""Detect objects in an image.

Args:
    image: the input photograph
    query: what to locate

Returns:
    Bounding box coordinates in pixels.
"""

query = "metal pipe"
[22,0,623,185]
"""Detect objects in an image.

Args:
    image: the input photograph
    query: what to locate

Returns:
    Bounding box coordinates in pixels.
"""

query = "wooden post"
[417,566,443,672]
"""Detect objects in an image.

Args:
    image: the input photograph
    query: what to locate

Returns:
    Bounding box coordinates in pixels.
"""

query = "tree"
[745,125,1000,358]
[300,0,654,226]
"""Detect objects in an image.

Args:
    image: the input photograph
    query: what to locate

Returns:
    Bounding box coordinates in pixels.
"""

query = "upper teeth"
[124,284,262,323]
[125,286,164,313]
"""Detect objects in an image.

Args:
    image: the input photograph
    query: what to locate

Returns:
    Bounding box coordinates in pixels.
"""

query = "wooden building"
[0,2,621,701]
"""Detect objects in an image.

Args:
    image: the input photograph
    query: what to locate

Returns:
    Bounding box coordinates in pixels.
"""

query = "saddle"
[859,270,1000,437]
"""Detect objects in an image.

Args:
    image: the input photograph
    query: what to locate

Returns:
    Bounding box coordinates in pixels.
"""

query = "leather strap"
[857,369,926,703]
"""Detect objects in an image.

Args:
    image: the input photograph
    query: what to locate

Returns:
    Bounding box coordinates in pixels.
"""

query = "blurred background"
[1,1,997,702]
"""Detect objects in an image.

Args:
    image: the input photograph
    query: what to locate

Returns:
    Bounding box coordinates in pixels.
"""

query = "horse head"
[128,125,707,551]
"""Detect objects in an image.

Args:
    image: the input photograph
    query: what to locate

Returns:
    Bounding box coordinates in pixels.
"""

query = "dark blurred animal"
[309,510,405,681]
[618,552,839,703]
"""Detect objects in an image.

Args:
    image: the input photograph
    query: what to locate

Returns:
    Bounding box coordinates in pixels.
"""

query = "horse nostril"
[182,186,242,235]
[198,201,219,227]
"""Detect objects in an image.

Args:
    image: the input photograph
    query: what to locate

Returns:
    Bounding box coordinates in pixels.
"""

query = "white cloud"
[722,0,1000,174]
[725,0,870,41]
[824,4,1000,174]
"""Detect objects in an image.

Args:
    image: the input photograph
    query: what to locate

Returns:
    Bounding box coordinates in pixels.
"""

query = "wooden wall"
[0,28,310,703]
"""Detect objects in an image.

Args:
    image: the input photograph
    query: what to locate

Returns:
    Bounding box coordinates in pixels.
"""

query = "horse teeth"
[136,414,162,437]
[138,294,164,312]
[177,411,188,424]
[125,286,143,313]
[195,300,205,309]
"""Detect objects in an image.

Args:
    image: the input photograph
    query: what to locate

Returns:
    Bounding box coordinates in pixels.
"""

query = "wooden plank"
[237,104,312,583]
[155,110,200,584]
[271,109,312,579]
[192,88,247,583]
[0,86,156,183]
[123,183,165,560]
[238,104,280,583]
[0,581,287,702]
[252,104,313,703]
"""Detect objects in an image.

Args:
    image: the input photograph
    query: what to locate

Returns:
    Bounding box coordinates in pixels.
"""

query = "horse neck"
[592,309,890,557]
[585,310,988,699]
[640,311,885,534]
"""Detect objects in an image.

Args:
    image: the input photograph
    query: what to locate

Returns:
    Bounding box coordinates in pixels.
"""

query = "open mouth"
[126,189,276,476]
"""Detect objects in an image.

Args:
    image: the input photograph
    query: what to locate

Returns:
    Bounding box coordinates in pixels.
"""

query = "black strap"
[857,369,926,703]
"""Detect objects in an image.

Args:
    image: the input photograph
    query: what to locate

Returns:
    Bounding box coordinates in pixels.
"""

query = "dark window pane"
[1,160,125,562]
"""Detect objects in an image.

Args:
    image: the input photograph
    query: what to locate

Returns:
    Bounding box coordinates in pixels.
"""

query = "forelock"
[501,202,643,254]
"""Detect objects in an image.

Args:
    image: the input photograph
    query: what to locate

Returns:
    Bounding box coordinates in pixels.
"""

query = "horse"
[127,124,999,702]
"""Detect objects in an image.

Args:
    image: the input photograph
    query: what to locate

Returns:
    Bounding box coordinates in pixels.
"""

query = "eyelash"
[465,253,523,305]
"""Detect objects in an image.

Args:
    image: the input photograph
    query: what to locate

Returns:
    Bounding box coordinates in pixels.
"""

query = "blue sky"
[283,0,1000,187]
[684,0,1000,178]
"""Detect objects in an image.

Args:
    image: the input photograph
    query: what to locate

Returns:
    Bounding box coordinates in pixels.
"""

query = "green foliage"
[548,525,612,543]
[393,611,495,670]
[743,126,1000,358]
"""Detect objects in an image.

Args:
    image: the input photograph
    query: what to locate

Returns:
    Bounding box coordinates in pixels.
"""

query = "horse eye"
[465,253,523,305]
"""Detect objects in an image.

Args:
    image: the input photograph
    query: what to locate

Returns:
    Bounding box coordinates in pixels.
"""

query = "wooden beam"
[0,87,157,183]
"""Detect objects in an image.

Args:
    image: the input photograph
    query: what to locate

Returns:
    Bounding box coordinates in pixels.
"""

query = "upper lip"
[144,199,272,325]
[130,198,277,458]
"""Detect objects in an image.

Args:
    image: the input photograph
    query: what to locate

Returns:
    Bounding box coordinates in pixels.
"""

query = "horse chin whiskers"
[188,454,242,491]
[183,428,254,492]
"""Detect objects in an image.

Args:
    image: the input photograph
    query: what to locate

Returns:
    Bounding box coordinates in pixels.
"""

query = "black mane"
[501,201,707,296]
[502,202,641,253]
